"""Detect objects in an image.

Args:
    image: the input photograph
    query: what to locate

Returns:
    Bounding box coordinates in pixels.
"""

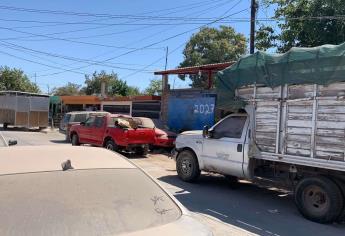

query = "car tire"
[176,150,200,182]
[71,134,80,146]
[105,140,117,151]
[333,178,345,222]
[3,123,8,129]
[294,176,344,223]
[136,146,149,156]
[224,175,240,189]
[65,134,71,143]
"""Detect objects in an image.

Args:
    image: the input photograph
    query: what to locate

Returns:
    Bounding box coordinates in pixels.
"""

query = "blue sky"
[0,0,275,93]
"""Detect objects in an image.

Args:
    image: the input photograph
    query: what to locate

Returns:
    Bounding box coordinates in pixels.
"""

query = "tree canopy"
[51,82,83,96]
[81,71,139,96]
[144,79,161,95]
[256,0,345,52]
[0,66,40,93]
[179,26,247,88]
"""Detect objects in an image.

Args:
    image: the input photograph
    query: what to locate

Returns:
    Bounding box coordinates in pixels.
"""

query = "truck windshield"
[0,169,181,235]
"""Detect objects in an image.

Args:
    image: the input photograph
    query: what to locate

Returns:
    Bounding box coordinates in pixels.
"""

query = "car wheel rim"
[303,185,329,215]
[106,144,113,150]
[181,158,192,176]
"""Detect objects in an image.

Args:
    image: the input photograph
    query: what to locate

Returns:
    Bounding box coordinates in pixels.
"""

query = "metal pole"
[164,46,169,70]
[250,0,257,54]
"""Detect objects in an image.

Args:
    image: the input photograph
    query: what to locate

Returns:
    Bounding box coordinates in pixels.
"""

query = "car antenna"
[61,159,74,171]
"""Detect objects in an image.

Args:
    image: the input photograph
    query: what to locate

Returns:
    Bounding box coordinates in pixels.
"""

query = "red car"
[134,117,177,149]
[69,113,155,155]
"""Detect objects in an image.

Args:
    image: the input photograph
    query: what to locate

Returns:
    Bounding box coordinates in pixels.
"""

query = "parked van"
[60,111,109,141]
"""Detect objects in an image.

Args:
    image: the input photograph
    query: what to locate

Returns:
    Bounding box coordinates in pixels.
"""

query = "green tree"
[179,26,247,88]
[256,0,345,52]
[51,82,83,96]
[82,70,134,96]
[144,79,161,95]
[127,86,141,96]
[0,66,40,93]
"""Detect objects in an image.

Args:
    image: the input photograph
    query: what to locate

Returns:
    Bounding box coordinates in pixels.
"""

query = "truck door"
[201,115,248,178]
[79,116,95,143]
[89,116,106,146]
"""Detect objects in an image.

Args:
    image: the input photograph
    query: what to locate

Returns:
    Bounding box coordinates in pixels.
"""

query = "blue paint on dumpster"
[168,96,216,132]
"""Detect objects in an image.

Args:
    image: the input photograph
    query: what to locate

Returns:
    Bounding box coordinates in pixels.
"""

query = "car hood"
[124,215,212,236]
[179,130,203,138]
[155,128,177,137]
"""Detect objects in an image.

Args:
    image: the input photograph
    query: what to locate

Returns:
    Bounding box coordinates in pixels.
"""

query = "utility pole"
[250,0,258,54]
[47,84,50,95]
[164,46,169,70]
[34,73,37,84]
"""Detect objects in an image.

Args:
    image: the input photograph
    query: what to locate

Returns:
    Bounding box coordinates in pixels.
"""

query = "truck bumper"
[170,148,179,161]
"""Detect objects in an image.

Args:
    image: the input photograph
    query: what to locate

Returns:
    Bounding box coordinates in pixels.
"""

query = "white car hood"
[124,215,212,236]
[179,130,203,138]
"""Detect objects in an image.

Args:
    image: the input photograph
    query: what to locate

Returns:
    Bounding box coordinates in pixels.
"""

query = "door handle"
[237,144,242,152]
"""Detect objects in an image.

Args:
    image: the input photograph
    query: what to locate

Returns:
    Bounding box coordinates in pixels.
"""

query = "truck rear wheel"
[294,176,344,223]
[333,178,345,222]
[3,123,8,129]
[135,146,148,156]
[71,134,80,146]
[176,150,200,182]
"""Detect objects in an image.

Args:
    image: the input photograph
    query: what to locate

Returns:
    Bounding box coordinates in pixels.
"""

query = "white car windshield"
[0,133,7,147]
[0,169,181,235]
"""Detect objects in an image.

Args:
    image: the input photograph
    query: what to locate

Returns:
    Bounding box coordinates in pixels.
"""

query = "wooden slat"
[315,150,344,161]
[288,113,312,121]
[287,127,312,135]
[286,147,311,157]
[288,84,315,99]
[256,125,277,133]
[316,128,345,138]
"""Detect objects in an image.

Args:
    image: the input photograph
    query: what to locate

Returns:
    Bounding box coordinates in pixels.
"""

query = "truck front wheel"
[71,134,80,146]
[105,140,117,152]
[294,176,344,223]
[176,150,200,182]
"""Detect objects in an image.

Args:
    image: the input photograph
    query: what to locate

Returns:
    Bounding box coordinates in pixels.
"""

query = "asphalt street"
[1,128,345,236]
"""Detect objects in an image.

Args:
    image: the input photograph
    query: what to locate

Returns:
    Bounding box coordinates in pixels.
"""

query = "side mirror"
[8,139,17,146]
[80,122,85,126]
[202,125,209,138]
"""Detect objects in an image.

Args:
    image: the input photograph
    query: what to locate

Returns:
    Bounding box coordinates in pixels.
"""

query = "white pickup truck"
[174,83,345,224]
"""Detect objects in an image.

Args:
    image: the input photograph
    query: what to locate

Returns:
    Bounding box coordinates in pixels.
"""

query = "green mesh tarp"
[216,43,345,110]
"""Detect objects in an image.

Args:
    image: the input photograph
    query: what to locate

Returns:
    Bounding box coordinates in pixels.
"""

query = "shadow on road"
[0,127,41,132]
[158,174,345,236]
[49,140,68,144]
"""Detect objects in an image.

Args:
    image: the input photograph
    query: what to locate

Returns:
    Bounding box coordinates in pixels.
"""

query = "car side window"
[94,116,104,128]
[85,116,95,127]
[212,116,247,139]
[73,114,87,123]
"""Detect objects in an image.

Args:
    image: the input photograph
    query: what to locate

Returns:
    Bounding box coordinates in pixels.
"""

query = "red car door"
[78,116,95,143]
[89,116,106,146]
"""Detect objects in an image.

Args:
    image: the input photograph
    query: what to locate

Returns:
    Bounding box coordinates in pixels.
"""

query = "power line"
[0,26,165,50]
[0,4,250,20]
[27,0,233,75]
[0,41,156,72]
[0,49,86,75]
[36,6,248,77]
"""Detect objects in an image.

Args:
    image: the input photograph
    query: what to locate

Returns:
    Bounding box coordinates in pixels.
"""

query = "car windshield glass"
[134,118,155,129]
[0,133,7,147]
[63,114,71,123]
[73,114,87,123]
[0,169,181,235]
